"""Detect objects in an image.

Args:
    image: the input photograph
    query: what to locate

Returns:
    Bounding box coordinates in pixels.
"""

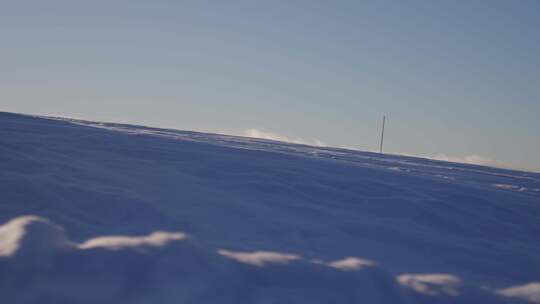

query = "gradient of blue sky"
[1,1,539,171]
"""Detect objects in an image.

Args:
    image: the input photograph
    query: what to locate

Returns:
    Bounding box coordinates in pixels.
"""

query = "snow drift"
[0,111,539,303]
[0,215,411,303]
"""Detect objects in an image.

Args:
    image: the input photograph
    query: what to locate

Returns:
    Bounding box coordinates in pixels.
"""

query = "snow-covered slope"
[1,111,539,303]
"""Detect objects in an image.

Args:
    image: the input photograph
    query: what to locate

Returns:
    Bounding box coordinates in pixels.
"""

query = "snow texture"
[0,111,539,303]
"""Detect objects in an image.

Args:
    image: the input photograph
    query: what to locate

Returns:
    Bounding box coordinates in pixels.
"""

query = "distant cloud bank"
[430,154,498,167]
[216,128,505,169]
[242,129,326,147]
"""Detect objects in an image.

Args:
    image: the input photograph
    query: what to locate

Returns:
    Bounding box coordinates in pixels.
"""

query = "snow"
[327,256,375,271]
[397,273,463,296]
[78,231,187,250]
[217,249,301,267]
[0,215,68,257]
[498,283,540,304]
[1,111,539,303]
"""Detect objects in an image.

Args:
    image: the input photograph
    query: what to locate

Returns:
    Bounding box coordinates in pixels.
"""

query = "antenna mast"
[379,115,386,153]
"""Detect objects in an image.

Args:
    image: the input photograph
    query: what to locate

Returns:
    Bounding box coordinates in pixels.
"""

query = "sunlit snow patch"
[0,215,70,257]
[78,231,187,250]
[218,249,301,267]
[493,183,528,192]
[397,273,463,296]
[328,257,375,271]
[497,282,540,303]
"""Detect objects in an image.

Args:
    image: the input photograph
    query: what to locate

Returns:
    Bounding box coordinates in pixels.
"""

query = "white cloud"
[391,152,501,167]
[242,129,326,147]
[430,154,497,166]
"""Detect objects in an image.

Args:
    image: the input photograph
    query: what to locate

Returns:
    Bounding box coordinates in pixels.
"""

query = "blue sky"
[1,1,539,171]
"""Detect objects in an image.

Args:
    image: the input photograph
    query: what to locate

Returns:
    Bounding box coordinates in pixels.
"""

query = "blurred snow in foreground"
[1,112,539,303]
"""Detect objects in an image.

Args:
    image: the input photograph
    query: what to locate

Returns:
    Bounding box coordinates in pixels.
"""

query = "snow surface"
[0,111,539,303]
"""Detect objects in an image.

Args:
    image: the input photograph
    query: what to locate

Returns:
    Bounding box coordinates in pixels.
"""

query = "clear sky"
[1,1,539,172]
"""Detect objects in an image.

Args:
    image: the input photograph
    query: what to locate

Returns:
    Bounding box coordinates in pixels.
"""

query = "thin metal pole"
[379,115,386,153]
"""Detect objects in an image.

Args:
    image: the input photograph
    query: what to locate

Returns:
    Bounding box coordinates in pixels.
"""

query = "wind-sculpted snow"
[498,283,540,304]
[78,231,187,250]
[0,215,407,303]
[398,273,463,296]
[1,112,539,303]
[0,215,69,257]
[327,256,376,271]
[217,249,301,267]
[0,215,523,303]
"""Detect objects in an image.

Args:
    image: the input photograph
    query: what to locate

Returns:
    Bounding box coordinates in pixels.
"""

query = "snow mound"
[498,282,540,303]
[1,215,526,304]
[398,273,463,296]
[78,231,187,250]
[397,273,511,304]
[217,249,301,267]
[0,215,70,258]
[328,256,375,271]
[0,215,412,303]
